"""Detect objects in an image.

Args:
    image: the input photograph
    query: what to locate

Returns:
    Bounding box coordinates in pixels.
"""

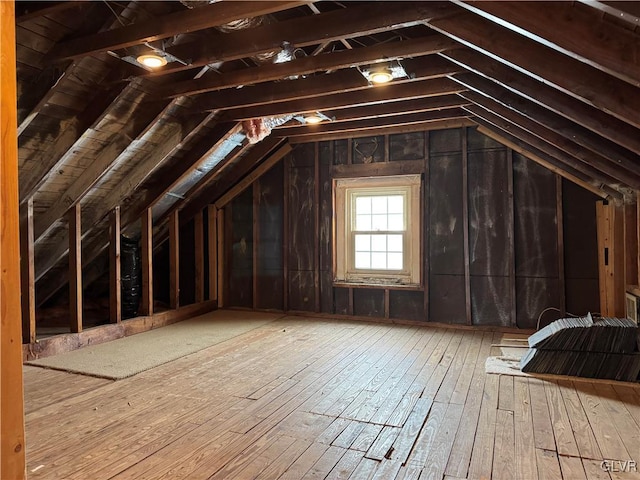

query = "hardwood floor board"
[444,332,494,478]
[529,378,557,451]
[582,459,613,480]
[558,455,587,480]
[365,425,401,461]
[223,435,300,480]
[467,373,499,480]
[557,379,602,460]
[324,448,363,480]
[246,376,294,400]
[317,417,352,445]
[575,382,631,461]
[612,385,640,428]
[391,396,433,465]
[492,409,515,480]
[370,460,403,480]
[404,400,447,468]
[449,331,484,405]
[535,448,562,480]
[350,423,384,452]
[514,376,538,480]
[544,379,580,457]
[347,457,378,480]
[418,402,464,480]
[275,410,336,443]
[395,464,422,480]
[498,374,514,411]
[253,438,313,480]
[434,330,474,403]
[277,442,330,480]
[332,420,367,449]
[301,445,347,480]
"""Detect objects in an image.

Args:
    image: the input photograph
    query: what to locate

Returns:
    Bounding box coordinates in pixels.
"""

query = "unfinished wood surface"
[208,206,217,302]
[194,209,205,304]
[20,197,36,343]
[23,315,640,480]
[2,2,27,476]
[68,203,82,333]
[140,208,153,316]
[169,209,179,310]
[109,206,121,324]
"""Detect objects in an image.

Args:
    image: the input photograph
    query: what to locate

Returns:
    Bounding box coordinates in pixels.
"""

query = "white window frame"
[334,174,421,286]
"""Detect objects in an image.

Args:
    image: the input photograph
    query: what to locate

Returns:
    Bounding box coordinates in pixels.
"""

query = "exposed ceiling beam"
[464,104,628,194]
[16,1,91,23]
[159,2,459,76]
[288,118,477,144]
[45,1,310,63]
[160,34,461,98]
[452,73,640,180]
[195,69,369,111]
[276,95,470,125]
[441,49,640,155]
[475,124,616,200]
[220,77,466,121]
[579,1,640,28]
[275,108,470,138]
[460,92,640,189]
[455,1,640,86]
[427,10,640,129]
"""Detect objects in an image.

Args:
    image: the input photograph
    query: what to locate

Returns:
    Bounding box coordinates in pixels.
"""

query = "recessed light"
[136,54,167,68]
[369,68,393,84]
[304,114,323,124]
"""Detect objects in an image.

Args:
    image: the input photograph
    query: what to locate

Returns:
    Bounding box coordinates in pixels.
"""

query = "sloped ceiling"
[14,0,640,306]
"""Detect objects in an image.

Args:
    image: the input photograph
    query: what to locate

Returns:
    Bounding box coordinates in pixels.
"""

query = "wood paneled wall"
[225,127,600,328]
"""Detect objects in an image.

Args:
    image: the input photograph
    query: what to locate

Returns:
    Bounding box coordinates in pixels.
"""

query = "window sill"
[333,281,423,291]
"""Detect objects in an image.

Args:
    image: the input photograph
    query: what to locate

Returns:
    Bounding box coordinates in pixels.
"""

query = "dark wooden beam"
[288,118,477,144]
[109,207,121,324]
[46,1,309,62]
[220,78,466,120]
[313,94,470,124]
[578,1,640,28]
[428,11,640,129]
[275,108,470,138]
[195,69,369,111]
[194,210,205,304]
[140,208,153,316]
[69,203,83,334]
[470,113,626,199]
[452,73,640,179]
[169,210,179,310]
[216,209,225,308]
[441,49,640,155]
[475,124,617,201]
[207,206,217,302]
[16,1,90,23]
[460,91,640,189]
[20,199,35,344]
[160,2,458,76]
[457,1,640,86]
[162,34,461,98]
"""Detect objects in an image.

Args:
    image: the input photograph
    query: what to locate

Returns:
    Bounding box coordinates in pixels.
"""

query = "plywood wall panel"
[228,188,253,308]
[389,290,425,321]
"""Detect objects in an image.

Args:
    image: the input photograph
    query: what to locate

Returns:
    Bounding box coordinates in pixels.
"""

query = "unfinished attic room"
[4,0,640,478]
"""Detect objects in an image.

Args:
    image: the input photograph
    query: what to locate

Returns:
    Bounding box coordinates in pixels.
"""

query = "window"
[334,175,421,285]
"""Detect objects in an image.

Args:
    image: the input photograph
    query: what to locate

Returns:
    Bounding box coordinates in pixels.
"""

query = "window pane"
[355,234,370,252]
[388,195,404,214]
[355,196,371,214]
[371,235,387,252]
[371,214,387,231]
[355,252,370,269]
[388,252,403,270]
[356,214,371,231]
[371,252,387,269]
[387,234,403,252]
[388,214,404,231]
[371,196,388,214]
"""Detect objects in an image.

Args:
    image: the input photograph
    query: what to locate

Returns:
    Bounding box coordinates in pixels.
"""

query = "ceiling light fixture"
[136,54,168,68]
[369,67,393,84]
[304,114,323,124]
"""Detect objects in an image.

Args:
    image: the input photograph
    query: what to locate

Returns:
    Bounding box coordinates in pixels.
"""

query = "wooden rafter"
[456,1,640,86]
[441,48,640,155]
[46,1,310,62]
[159,2,459,76]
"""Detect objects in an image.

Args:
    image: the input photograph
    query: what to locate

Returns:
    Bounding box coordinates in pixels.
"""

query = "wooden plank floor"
[23,315,640,480]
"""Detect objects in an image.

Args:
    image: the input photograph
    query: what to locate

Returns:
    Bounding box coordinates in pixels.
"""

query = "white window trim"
[334,174,421,286]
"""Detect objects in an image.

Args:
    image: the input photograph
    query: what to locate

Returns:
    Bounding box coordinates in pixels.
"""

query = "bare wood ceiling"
[14,0,640,305]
